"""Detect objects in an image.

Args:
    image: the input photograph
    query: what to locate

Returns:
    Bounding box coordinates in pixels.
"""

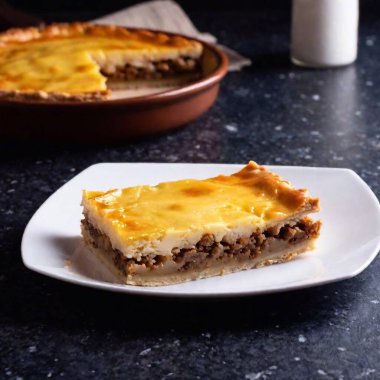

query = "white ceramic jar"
[291,0,359,68]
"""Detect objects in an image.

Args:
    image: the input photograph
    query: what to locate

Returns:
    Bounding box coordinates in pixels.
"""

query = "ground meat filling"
[82,218,320,275]
[172,219,320,272]
[100,57,200,80]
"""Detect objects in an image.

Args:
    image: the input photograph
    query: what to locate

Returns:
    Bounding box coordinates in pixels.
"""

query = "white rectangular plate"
[21,163,380,297]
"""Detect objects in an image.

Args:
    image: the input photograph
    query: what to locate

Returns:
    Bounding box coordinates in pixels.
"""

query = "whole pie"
[0,23,203,101]
[81,161,321,286]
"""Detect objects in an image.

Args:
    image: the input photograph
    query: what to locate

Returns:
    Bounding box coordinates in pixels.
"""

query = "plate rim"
[21,163,380,298]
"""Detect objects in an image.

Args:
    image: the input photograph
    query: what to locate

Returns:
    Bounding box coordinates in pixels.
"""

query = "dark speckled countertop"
[1,2,380,379]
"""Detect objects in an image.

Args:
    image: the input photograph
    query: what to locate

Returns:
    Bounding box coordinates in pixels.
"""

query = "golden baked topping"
[82,161,319,247]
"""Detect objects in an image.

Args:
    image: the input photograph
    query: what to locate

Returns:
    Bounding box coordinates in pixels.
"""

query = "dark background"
[2,0,380,24]
[1,1,380,380]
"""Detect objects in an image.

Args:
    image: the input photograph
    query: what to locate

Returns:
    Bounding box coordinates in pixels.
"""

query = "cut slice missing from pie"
[81,161,321,286]
[0,23,203,101]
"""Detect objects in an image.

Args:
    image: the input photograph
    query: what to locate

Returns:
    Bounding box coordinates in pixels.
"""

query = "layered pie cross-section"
[0,23,203,101]
[81,162,321,286]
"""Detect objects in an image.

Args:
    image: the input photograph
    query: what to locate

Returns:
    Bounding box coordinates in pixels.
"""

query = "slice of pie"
[81,161,321,286]
[0,23,203,101]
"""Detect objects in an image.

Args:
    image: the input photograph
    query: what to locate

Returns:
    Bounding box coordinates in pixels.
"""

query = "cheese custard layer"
[81,161,321,286]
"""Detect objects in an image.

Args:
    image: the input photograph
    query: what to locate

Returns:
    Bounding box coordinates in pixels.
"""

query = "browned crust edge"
[0,22,203,102]
[0,22,203,49]
[230,161,320,213]
[0,89,110,102]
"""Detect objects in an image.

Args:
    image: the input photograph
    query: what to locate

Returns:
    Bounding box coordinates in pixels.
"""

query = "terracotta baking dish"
[0,30,228,142]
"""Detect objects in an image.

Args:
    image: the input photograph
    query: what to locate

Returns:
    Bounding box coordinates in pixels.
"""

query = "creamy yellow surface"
[82,162,307,257]
[0,35,194,94]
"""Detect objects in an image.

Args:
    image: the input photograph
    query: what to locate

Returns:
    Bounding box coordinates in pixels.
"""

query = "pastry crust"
[0,23,203,102]
[81,161,321,286]
[0,22,203,50]
[0,89,109,102]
